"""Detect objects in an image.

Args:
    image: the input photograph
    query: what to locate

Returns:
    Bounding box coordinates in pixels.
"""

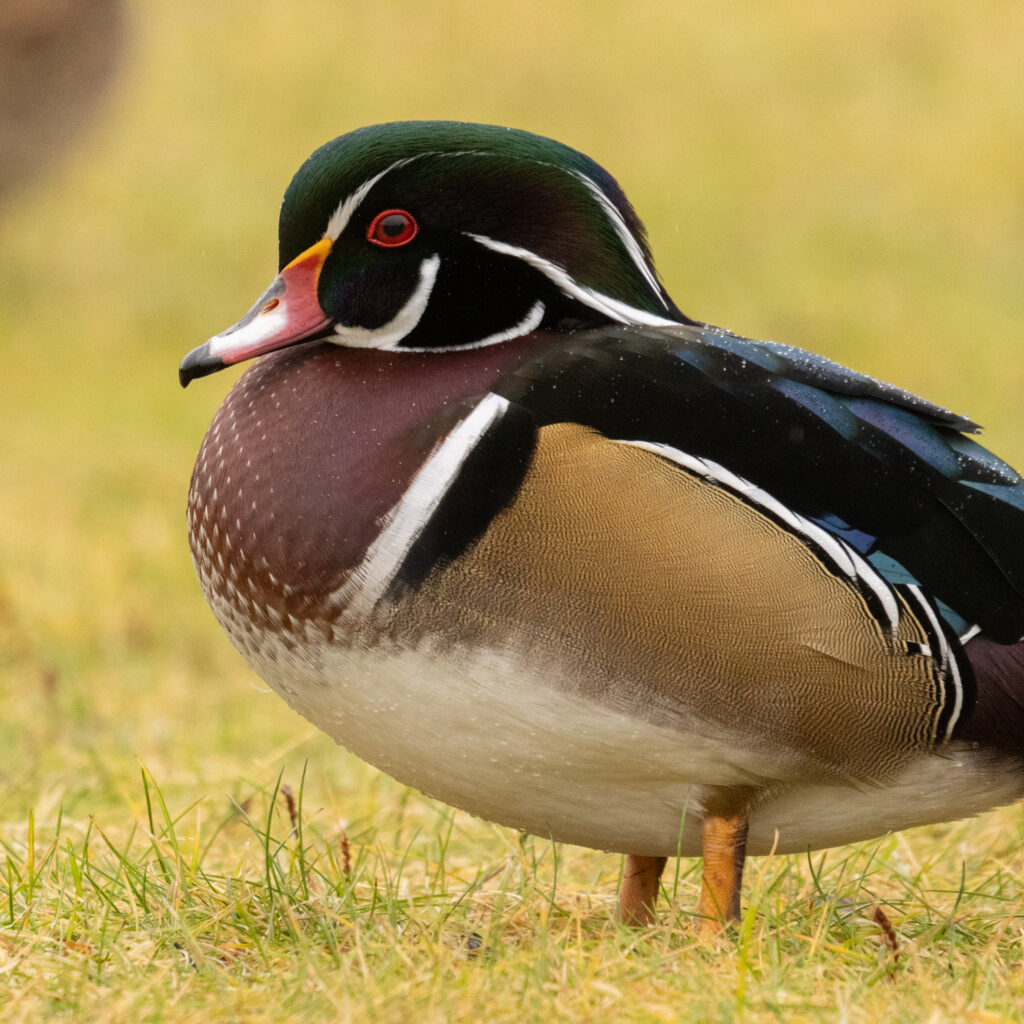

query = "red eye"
[367,209,418,247]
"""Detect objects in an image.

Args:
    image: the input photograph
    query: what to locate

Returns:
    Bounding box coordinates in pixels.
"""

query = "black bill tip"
[178,342,226,388]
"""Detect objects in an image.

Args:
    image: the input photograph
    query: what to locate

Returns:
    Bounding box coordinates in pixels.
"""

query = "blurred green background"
[1,0,1022,859]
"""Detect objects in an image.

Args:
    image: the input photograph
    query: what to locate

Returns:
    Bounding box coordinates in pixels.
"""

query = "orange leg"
[619,854,667,926]
[697,806,749,938]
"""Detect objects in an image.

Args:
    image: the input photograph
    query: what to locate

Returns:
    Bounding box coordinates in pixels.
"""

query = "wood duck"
[180,121,1024,934]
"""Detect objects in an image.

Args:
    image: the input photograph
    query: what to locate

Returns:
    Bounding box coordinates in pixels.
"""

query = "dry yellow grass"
[1,1,1023,1020]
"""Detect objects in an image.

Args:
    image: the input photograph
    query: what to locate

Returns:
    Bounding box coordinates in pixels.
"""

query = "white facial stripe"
[466,233,680,328]
[416,300,545,353]
[570,170,669,310]
[323,150,675,331]
[621,439,902,634]
[324,149,488,242]
[325,156,419,241]
[331,393,512,617]
[331,255,440,349]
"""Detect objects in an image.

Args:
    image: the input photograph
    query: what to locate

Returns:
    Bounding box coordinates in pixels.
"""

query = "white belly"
[236,628,1024,857]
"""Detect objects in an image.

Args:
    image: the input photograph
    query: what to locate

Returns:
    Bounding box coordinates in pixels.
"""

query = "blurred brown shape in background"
[0,0,124,199]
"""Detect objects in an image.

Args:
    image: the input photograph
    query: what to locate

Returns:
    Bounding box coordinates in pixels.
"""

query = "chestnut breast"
[186,338,544,626]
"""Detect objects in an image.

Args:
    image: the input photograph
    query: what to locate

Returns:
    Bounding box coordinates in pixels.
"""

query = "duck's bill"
[179,238,334,387]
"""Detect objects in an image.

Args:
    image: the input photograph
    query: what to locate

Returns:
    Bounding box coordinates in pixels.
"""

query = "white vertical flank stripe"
[331,393,512,617]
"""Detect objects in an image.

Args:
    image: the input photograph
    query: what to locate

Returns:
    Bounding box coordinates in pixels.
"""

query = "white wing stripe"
[621,439,901,633]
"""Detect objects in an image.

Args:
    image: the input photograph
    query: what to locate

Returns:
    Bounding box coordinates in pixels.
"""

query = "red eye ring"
[367,209,418,247]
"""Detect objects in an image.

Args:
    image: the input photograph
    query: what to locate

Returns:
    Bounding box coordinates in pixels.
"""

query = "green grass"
[2,769,1023,1020]
[2,0,1024,1019]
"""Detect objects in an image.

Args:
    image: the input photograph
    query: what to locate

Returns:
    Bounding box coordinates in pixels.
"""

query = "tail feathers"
[958,635,1024,756]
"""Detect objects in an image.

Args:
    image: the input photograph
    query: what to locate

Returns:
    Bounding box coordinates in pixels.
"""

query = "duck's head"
[179,121,691,385]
